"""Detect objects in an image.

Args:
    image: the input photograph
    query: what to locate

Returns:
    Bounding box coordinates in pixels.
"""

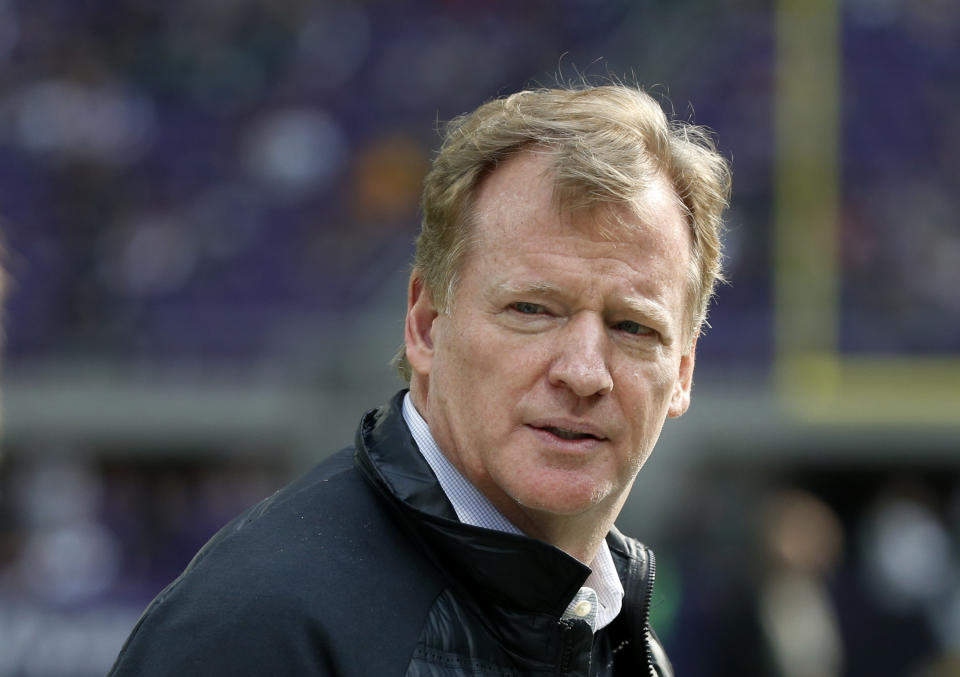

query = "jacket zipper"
[643,548,657,677]
[556,618,580,676]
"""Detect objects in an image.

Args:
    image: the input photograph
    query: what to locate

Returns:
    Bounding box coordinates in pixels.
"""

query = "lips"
[542,427,600,441]
[528,419,609,442]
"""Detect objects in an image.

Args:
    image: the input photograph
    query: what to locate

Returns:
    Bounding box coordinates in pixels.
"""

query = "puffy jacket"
[108,391,673,676]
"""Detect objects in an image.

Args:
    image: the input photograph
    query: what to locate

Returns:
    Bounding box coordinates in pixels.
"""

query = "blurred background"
[0,0,958,675]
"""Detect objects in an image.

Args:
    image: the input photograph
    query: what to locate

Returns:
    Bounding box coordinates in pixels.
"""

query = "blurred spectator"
[758,488,845,677]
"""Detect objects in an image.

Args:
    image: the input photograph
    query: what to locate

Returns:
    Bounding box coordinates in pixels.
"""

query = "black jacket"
[108,392,673,676]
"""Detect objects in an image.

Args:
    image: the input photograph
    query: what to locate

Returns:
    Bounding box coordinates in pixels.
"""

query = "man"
[109,85,730,676]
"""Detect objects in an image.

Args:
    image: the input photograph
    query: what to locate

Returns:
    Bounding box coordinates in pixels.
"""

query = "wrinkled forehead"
[550,175,693,254]
[473,147,685,231]
[470,155,692,271]
[467,148,693,267]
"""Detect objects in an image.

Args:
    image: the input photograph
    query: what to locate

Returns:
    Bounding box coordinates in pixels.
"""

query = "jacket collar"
[353,390,592,617]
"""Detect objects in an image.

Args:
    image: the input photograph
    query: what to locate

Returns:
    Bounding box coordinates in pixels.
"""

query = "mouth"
[527,419,609,444]
[540,426,602,441]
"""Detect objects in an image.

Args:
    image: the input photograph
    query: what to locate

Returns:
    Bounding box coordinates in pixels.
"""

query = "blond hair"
[396,85,731,380]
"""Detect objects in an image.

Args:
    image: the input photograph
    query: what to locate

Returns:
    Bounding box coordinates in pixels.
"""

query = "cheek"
[450,317,546,379]
[433,319,514,408]
[614,359,682,428]
[617,357,676,396]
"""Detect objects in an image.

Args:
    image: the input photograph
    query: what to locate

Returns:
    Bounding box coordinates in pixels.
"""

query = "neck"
[489,491,626,565]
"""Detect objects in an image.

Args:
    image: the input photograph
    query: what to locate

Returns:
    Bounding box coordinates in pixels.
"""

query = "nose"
[547,313,614,398]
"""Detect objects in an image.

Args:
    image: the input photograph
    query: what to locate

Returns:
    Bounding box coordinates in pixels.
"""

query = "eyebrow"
[621,296,672,330]
[494,280,563,297]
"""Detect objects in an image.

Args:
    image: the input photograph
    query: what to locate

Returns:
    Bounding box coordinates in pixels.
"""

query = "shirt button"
[573,600,593,617]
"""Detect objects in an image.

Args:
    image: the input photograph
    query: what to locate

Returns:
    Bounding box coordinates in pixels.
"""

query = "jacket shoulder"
[109,447,444,676]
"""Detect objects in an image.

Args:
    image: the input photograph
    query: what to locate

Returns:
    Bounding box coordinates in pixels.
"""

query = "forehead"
[468,150,691,273]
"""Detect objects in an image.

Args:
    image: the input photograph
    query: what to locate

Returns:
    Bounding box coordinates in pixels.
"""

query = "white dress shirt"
[402,393,624,631]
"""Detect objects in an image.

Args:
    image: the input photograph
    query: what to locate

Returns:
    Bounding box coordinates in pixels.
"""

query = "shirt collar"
[401,392,624,629]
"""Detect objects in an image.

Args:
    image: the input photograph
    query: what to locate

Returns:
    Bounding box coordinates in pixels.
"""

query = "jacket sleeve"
[107,580,338,676]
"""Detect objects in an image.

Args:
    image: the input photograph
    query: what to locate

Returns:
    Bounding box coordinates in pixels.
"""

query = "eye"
[510,301,546,315]
[614,320,654,336]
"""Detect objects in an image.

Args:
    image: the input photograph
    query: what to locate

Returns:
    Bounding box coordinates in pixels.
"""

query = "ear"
[667,334,697,418]
[404,272,439,377]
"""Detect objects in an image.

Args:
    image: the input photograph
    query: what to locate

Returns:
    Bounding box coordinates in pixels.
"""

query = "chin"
[511,478,615,516]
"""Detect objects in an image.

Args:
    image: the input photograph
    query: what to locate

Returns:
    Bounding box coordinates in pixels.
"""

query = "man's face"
[407,150,696,525]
